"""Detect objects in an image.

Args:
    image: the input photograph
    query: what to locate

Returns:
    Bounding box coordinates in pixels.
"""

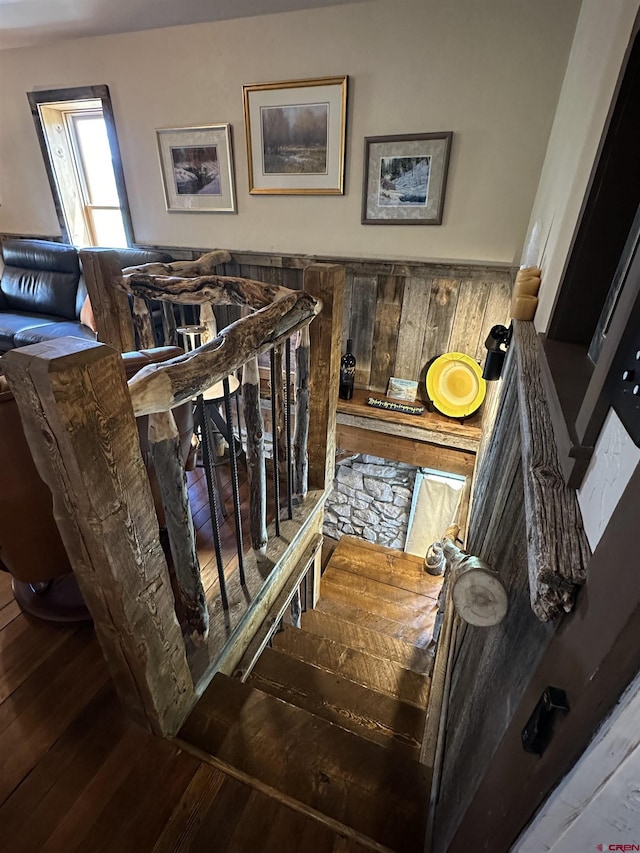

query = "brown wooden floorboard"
[0,527,361,853]
[316,592,437,649]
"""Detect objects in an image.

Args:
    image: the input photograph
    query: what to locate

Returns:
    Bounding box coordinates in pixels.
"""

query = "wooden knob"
[452,560,508,626]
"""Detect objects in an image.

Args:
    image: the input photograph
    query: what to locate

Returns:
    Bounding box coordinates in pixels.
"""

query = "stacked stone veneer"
[323,454,417,550]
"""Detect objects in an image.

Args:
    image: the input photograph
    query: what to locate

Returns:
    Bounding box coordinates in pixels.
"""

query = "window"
[28,85,133,247]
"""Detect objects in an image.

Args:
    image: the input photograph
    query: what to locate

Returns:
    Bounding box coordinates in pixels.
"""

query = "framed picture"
[362,132,452,225]
[156,124,236,213]
[243,76,347,195]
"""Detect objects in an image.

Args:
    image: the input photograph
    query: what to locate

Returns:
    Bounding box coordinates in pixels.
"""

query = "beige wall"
[0,0,578,263]
[527,0,639,333]
[517,0,639,550]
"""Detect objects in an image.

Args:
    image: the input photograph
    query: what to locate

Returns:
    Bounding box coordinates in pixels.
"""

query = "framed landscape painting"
[362,132,452,225]
[243,76,347,194]
[157,124,236,212]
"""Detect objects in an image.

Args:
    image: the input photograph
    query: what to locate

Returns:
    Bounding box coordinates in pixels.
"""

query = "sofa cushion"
[1,267,79,321]
[1,240,81,321]
[14,322,96,347]
[79,294,97,332]
[117,248,173,269]
[2,239,80,275]
[0,312,57,352]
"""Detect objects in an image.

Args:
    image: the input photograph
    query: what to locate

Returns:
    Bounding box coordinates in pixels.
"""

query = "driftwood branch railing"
[5,250,345,735]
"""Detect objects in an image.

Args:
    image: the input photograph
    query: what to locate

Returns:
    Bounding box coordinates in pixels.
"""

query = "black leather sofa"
[0,239,173,353]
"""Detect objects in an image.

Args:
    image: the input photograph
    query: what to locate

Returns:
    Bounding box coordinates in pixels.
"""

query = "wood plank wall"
[434,350,556,853]
[155,247,515,396]
[1,235,514,394]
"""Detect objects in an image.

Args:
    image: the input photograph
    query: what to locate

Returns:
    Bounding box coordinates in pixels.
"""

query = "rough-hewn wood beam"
[304,264,345,491]
[513,320,590,620]
[3,338,193,735]
[80,249,135,353]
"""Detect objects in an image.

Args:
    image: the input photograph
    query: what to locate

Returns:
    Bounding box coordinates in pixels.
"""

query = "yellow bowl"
[426,352,487,418]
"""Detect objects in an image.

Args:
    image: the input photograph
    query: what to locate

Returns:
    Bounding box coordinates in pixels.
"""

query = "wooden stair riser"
[323,567,439,616]
[249,646,424,759]
[301,609,434,675]
[272,628,430,709]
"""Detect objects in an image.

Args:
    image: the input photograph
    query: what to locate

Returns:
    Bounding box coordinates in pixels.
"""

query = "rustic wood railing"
[4,250,345,735]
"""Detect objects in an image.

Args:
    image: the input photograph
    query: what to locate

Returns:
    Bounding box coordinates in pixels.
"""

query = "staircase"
[178,536,443,852]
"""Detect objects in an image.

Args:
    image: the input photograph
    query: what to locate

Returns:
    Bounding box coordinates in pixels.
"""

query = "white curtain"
[404,471,464,557]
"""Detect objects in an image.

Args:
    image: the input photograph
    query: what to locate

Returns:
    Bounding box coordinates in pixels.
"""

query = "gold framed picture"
[243,76,348,195]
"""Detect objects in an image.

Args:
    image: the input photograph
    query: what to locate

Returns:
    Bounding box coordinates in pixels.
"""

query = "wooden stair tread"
[315,598,435,649]
[272,627,430,708]
[301,609,433,675]
[328,538,443,599]
[330,536,428,573]
[320,577,438,643]
[323,566,437,611]
[179,673,429,852]
[249,646,424,759]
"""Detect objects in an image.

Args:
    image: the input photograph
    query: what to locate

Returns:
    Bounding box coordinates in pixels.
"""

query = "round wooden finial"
[452,563,508,626]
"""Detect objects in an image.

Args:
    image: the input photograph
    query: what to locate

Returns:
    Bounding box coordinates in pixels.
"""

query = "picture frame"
[156,124,236,213]
[243,76,347,195]
[362,132,452,225]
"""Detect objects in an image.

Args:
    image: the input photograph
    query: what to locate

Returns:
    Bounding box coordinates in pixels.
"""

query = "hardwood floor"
[0,456,366,852]
[0,446,441,851]
[0,567,377,852]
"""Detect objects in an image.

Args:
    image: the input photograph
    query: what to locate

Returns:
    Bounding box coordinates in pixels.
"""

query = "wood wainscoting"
[136,246,514,396]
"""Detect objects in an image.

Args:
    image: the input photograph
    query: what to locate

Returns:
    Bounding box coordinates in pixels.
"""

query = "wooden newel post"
[80,249,136,353]
[303,264,345,492]
[3,337,194,735]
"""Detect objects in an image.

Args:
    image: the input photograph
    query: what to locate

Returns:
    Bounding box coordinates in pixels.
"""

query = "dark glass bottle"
[339,338,356,400]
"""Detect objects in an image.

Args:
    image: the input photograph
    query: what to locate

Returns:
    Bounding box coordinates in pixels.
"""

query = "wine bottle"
[339,338,356,400]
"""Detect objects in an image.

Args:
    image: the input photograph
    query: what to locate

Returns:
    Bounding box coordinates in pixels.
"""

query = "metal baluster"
[196,395,228,610]
[285,337,293,520]
[223,377,245,585]
[270,349,281,537]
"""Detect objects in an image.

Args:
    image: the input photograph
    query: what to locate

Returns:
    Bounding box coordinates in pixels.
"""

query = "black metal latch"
[522,686,570,756]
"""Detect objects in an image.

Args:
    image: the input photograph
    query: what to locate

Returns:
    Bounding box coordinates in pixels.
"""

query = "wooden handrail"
[8,253,345,734]
[128,291,320,416]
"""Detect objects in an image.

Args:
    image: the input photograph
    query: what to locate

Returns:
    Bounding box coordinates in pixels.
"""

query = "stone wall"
[323,454,417,549]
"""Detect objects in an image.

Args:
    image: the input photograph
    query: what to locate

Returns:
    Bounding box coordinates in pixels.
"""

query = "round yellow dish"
[426,352,487,418]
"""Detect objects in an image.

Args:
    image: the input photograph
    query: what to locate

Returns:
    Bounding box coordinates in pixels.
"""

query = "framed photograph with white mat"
[362,132,452,225]
[156,124,236,213]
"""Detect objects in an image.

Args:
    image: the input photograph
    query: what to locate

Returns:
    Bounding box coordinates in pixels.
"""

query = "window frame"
[27,84,134,247]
